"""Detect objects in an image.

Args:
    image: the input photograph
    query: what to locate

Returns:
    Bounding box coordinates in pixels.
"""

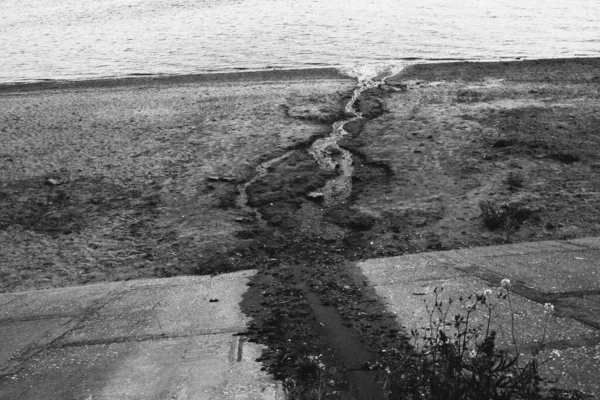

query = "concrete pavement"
[1,238,599,399]
[0,271,284,400]
[359,238,600,399]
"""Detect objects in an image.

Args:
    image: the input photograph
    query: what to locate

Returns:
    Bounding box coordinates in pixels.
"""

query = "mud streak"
[236,152,292,224]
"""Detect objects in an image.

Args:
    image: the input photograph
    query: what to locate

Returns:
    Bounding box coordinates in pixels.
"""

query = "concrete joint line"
[554,289,600,298]
[0,314,82,324]
[565,240,598,250]
[236,336,245,362]
[0,296,24,308]
[533,335,600,351]
[51,328,247,349]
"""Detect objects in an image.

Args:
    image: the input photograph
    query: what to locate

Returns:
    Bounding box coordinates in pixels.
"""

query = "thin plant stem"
[505,288,520,357]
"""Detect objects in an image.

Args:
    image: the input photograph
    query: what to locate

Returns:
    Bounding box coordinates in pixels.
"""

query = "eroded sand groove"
[238,64,407,214]
[309,65,407,205]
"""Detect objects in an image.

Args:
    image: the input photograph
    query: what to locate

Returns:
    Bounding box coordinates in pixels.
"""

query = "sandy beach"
[0,68,355,291]
[2,59,600,294]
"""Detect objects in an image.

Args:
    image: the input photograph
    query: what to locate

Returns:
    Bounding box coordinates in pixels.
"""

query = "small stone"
[207,176,220,182]
[389,83,407,90]
[306,192,324,201]
[45,178,61,186]
[325,145,342,156]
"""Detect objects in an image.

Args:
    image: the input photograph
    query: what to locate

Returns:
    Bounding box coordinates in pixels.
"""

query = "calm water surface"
[1,0,599,83]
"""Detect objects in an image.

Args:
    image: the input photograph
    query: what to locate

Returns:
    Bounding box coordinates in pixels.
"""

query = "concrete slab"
[517,240,590,253]
[568,237,600,249]
[439,241,586,261]
[0,271,284,400]
[422,244,538,265]
[0,294,24,308]
[0,283,125,320]
[554,297,600,330]
[363,274,599,350]
[586,294,600,303]
[0,316,83,376]
[538,344,600,398]
[358,238,600,398]
[476,250,600,293]
[463,243,539,257]
[424,248,487,265]
[0,318,72,366]
[356,254,464,286]
[57,273,253,344]
[0,334,281,400]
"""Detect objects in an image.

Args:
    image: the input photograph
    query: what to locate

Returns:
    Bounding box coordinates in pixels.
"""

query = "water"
[1,0,599,83]
[310,65,404,205]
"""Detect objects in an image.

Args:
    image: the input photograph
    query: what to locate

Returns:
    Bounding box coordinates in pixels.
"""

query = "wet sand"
[0,68,351,92]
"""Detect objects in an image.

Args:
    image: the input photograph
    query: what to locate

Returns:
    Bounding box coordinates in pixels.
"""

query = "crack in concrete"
[456,266,600,330]
[0,284,127,378]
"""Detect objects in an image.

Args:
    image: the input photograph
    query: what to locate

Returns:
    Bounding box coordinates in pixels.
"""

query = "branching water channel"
[309,64,405,205]
[238,64,407,399]
[238,64,405,211]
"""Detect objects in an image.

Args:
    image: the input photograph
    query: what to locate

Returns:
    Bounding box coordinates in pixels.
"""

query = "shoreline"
[0,67,354,93]
[2,56,600,93]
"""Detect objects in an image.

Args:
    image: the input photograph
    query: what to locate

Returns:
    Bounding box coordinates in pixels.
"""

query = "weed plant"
[284,281,589,400]
[284,355,330,400]
[389,281,554,400]
[479,200,535,231]
[506,171,525,190]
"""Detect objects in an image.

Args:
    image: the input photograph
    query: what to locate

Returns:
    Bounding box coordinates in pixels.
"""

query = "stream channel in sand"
[236,64,407,399]
[237,64,407,218]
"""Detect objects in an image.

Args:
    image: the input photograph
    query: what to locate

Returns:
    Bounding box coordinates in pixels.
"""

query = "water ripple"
[1,0,600,83]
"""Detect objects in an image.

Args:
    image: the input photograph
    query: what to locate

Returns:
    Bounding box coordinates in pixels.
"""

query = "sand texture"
[2,59,600,293]
[0,71,354,291]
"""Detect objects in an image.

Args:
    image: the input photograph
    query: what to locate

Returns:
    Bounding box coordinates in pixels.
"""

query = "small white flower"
[544,303,554,311]
[483,289,493,296]
[551,349,561,358]
[501,278,511,288]
[469,349,477,358]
